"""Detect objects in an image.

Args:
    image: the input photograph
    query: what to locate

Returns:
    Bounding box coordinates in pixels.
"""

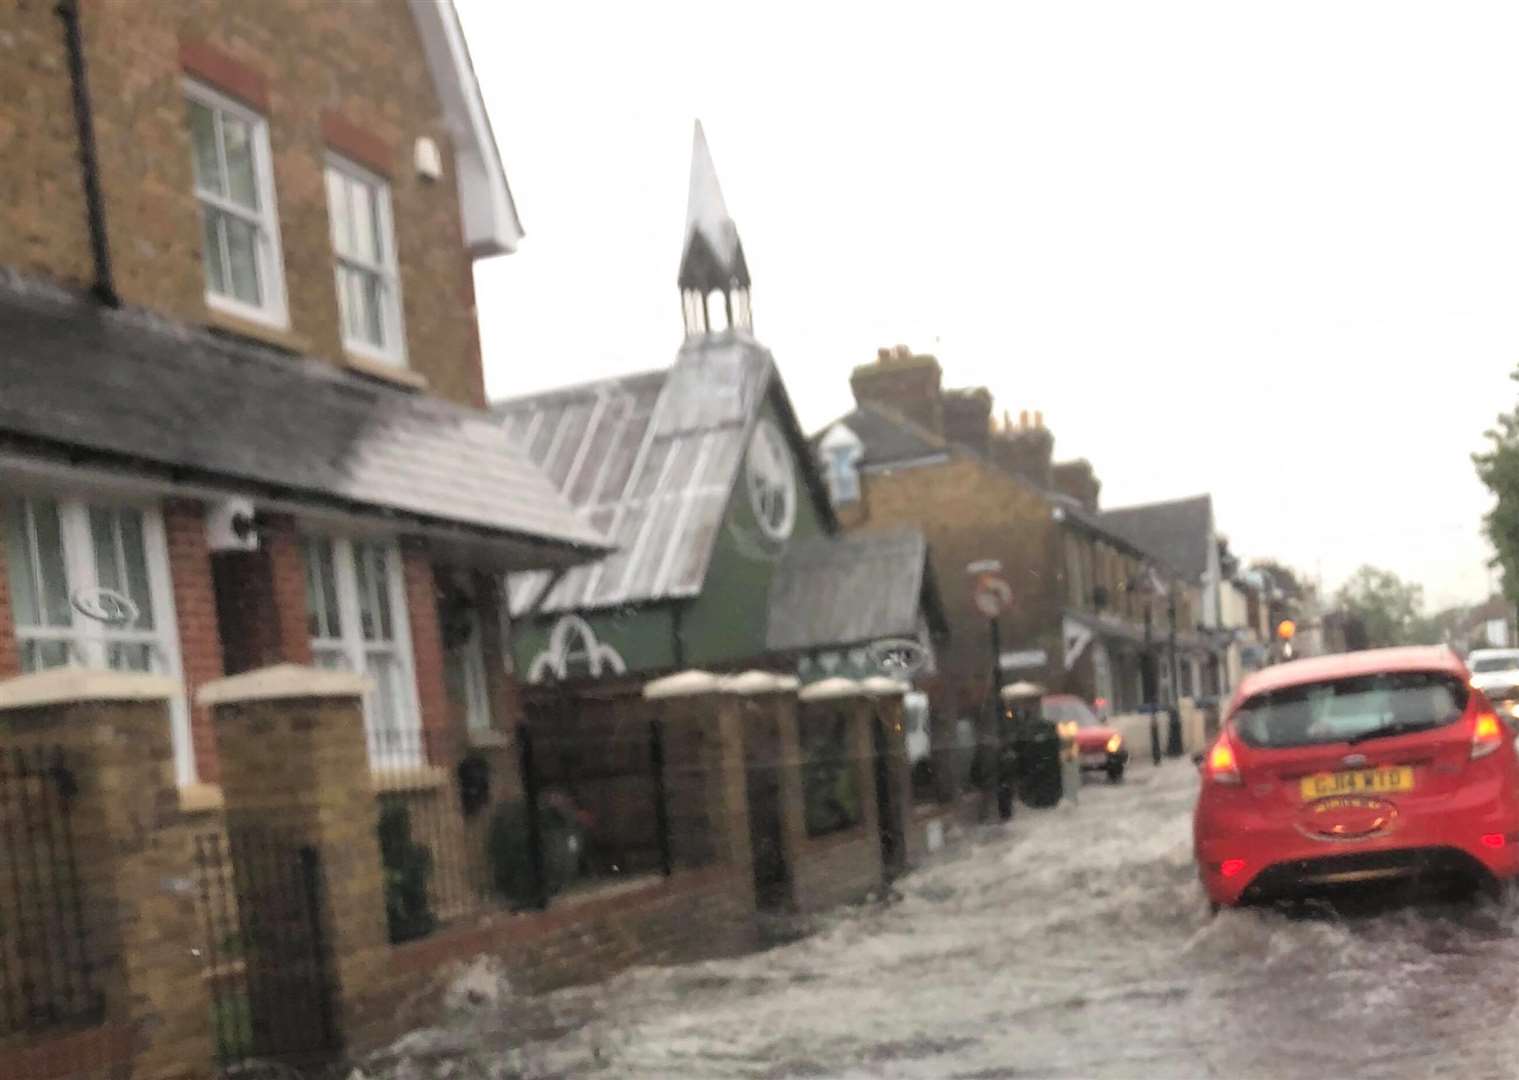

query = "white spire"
[684,120,740,270]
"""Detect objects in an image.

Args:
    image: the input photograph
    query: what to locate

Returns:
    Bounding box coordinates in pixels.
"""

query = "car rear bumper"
[1196,797,1519,906]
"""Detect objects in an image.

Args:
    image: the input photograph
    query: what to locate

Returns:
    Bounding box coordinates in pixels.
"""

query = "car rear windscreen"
[1233,670,1468,749]
[1471,656,1519,673]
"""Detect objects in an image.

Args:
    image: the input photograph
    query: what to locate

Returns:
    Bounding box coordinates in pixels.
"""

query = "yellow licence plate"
[1299,766,1414,800]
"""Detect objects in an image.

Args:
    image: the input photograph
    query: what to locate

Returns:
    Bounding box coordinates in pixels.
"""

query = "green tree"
[1474,377,1519,603]
[1335,565,1429,648]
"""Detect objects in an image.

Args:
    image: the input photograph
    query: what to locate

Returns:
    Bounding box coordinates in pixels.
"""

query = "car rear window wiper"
[1346,720,1442,746]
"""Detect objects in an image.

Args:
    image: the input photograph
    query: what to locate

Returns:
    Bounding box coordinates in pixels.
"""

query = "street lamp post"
[1166,588,1183,757]
[1144,599,1160,766]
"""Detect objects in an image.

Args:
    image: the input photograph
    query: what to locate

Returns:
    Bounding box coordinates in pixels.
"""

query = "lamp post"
[1166,587,1183,757]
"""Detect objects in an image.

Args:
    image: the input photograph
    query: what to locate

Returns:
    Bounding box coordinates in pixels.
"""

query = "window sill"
[344,351,427,391]
[206,306,310,354]
[179,783,225,815]
[371,764,448,794]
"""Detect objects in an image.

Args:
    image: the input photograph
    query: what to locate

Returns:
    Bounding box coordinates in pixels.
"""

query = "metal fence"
[194,823,337,1071]
[0,744,103,1039]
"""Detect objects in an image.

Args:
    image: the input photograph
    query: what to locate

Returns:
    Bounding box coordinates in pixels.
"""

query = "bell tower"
[678,121,752,337]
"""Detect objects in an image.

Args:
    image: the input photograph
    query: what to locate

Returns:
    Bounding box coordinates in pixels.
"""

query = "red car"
[1042,694,1128,782]
[1194,646,1519,908]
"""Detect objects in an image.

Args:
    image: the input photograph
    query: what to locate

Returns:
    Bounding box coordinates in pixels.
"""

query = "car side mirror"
[1191,751,1205,769]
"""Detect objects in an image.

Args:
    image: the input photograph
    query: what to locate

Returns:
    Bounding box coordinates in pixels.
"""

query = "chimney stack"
[849,346,944,438]
[942,387,993,456]
[1051,459,1101,512]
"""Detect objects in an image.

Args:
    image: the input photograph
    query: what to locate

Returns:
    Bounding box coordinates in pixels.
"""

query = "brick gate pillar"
[0,669,212,1080]
[642,672,755,885]
[198,664,391,1052]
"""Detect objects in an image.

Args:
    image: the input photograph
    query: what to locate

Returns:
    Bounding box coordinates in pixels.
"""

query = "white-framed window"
[185,80,288,327]
[2,495,194,784]
[301,534,421,763]
[324,156,406,365]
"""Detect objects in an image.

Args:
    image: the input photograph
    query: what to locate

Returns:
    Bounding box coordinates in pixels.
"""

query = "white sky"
[456,0,1519,613]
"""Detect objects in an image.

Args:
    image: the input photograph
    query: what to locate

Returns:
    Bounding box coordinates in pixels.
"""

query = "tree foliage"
[1473,376,1519,604]
[1334,565,1428,648]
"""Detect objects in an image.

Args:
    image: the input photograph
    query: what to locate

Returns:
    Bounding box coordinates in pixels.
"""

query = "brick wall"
[0,0,488,406]
[854,454,1064,708]
[211,512,312,673]
[163,499,227,781]
[401,543,452,752]
[385,865,759,1010]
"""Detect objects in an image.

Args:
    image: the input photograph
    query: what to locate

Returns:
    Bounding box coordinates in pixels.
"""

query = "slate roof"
[766,526,946,652]
[0,271,606,558]
[1098,495,1215,581]
[497,331,830,616]
[811,403,949,470]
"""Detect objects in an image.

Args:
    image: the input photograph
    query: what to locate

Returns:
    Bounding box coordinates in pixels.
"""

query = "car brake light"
[1472,711,1504,760]
[1220,858,1247,878]
[1207,735,1241,785]
[1106,734,1122,753]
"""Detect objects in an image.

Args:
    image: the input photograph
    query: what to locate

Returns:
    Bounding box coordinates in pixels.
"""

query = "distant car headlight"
[1106,734,1123,753]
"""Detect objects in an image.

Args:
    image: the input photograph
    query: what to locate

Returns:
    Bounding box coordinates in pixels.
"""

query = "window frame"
[3,493,194,786]
[300,532,423,763]
[184,78,289,329]
[323,154,408,367]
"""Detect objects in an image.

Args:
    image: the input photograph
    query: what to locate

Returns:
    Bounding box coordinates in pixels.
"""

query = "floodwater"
[363,761,1519,1079]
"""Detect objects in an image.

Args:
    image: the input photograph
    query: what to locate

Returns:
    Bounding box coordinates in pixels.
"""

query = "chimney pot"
[895,344,912,359]
[1034,410,1044,429]
[1019,410,1030,429]
[877,347,892,362]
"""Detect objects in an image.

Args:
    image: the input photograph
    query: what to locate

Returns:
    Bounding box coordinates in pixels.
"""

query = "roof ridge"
[1099,493,1212,516]
[491,367,668,412]
[857,400,948,449]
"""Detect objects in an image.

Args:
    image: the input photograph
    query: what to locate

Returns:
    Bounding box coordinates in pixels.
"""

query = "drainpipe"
[57,0,118,307]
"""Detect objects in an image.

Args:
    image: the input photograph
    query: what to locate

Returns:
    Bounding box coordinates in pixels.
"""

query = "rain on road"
[366,761,1519,1079]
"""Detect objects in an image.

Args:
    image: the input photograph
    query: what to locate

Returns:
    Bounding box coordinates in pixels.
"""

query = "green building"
[494,123,944,688]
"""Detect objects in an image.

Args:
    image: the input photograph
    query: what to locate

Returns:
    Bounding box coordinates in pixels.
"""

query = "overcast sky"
[456,0,1519,613]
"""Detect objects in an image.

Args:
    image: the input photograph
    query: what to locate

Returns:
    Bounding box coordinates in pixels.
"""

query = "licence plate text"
[1299,766,1414,800]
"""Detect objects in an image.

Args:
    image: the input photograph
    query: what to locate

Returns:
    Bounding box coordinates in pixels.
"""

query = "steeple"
[679,121,752,338]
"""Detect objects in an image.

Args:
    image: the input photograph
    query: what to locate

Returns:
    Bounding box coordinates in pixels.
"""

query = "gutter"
[57,0,118,308]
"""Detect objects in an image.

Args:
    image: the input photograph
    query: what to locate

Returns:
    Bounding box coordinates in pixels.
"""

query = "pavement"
[361,760,1519,1079]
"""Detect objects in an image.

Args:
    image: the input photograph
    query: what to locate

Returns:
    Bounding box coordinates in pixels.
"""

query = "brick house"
[813,347,1209,747]
[0,0,607,794]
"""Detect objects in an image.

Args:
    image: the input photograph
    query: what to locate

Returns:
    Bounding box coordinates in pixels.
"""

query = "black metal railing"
[195,824,336,1070]
[369,727,491,942]
[0,744,102,1038]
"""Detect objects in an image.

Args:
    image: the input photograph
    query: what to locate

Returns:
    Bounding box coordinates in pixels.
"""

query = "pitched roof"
[408,1,522,256]
[766,526,945,652]
[812,403,948,470]
[497,332,829,616]
[1098,495,1215,580]
[0,271,605,561]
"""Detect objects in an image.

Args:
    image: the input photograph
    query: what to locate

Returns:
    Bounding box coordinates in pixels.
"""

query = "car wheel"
[1106,762,1124,784]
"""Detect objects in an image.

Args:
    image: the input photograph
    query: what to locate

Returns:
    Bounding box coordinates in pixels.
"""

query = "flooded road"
[367,761,1519,1079]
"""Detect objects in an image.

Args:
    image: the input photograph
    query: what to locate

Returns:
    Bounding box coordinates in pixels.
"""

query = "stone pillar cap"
[722,671,800,696]
[798,676,867,702]
[198,663,371,707]
[999,680,1046,701]
[0,667,180,712]
[643,670,724,699]
[859,676,911,697]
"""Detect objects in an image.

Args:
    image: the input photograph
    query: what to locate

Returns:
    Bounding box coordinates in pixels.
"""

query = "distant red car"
[1194,646,1519,908]
[1042,694,1128,782]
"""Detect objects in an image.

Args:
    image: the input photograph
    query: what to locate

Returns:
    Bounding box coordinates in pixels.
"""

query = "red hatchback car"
[1043,694,1129,782]
[1194,646,1519,908]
